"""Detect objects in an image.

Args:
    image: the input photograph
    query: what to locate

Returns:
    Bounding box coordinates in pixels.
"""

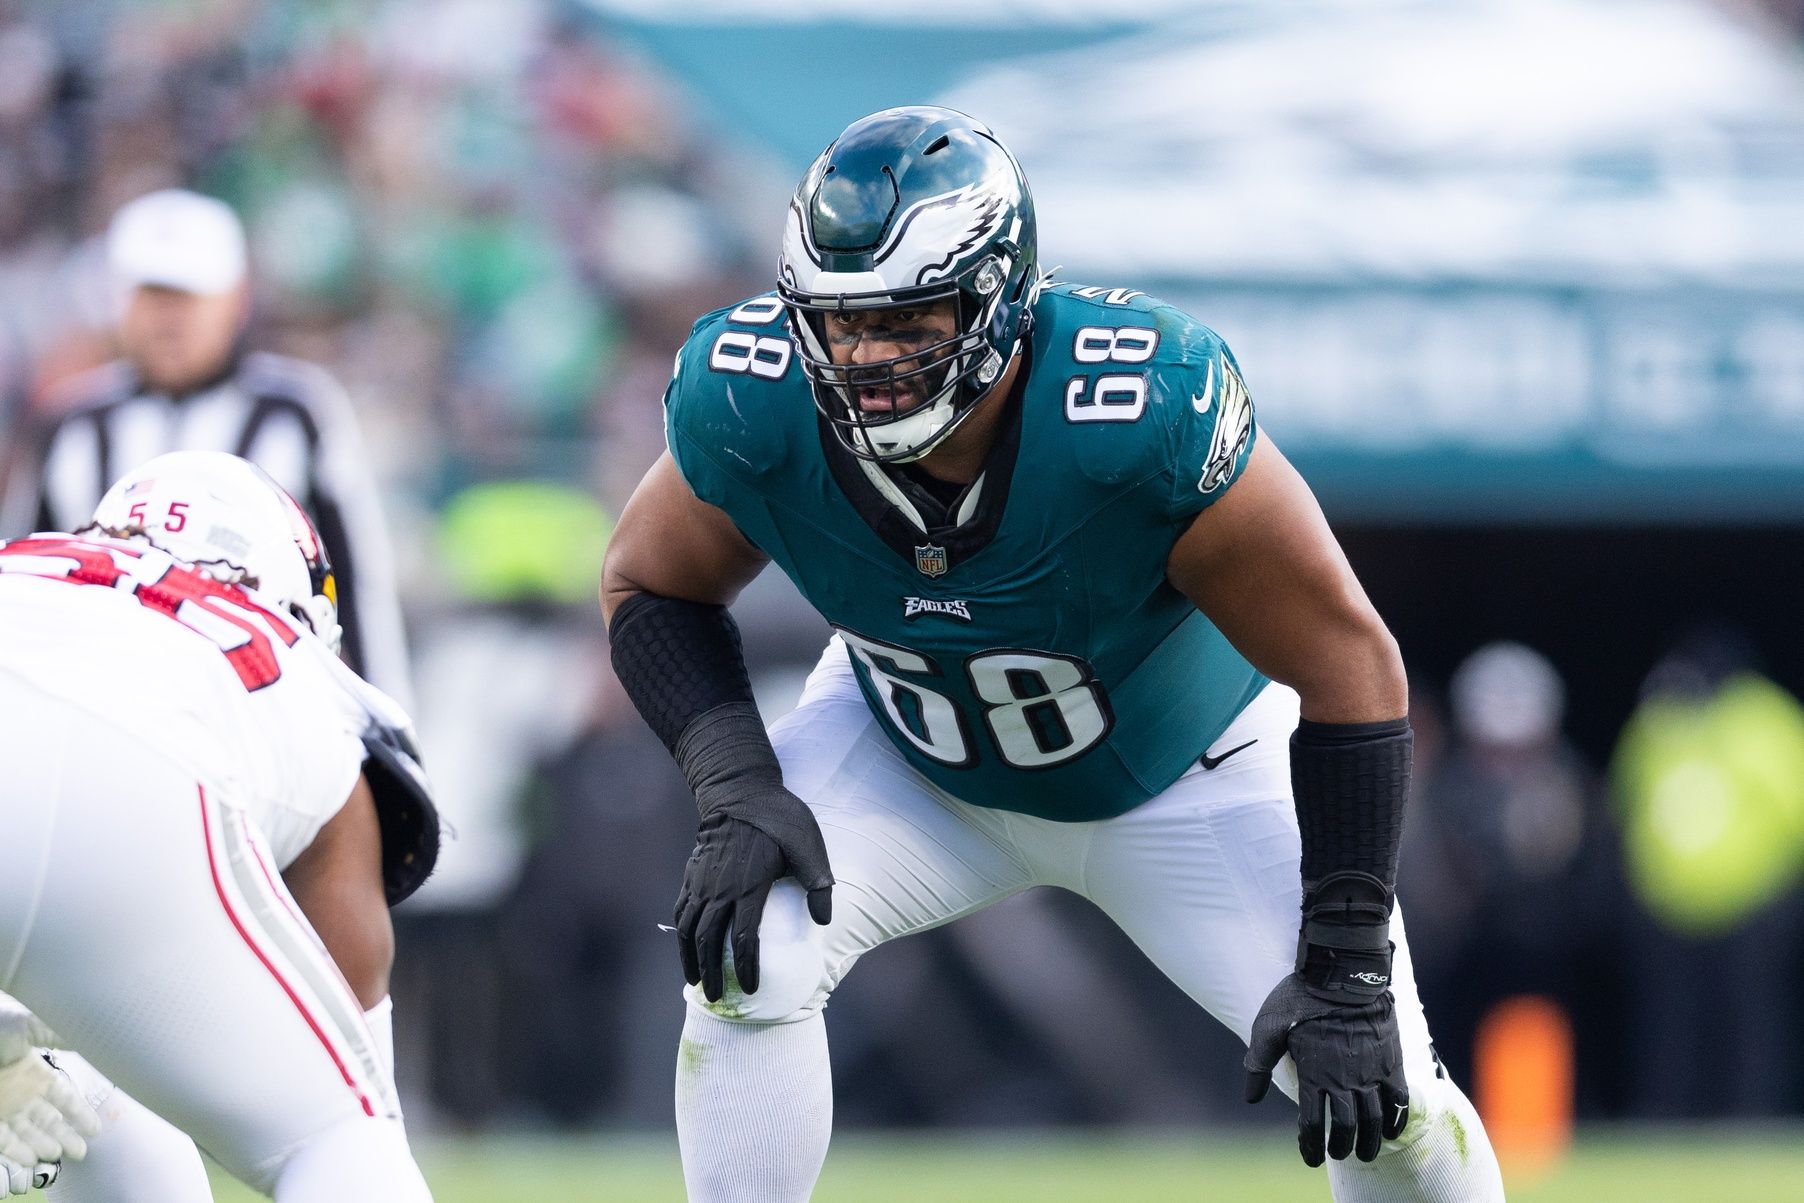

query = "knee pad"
[42,1086,208,1203]
[1389,1058,1475,1152]
[684,880,828,1023]
[1254,1046,1464,1158]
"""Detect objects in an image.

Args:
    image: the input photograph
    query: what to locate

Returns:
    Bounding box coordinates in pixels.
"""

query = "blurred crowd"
[4,0,1804,1138]
[0,0,773,526]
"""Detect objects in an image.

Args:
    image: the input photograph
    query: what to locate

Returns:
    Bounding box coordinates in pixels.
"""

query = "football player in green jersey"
[602,106,1503,1202]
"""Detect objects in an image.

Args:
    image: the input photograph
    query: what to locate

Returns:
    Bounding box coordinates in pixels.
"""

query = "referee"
[0,189,411,702]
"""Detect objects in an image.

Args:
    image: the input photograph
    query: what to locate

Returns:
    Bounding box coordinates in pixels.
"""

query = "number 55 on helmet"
[88,450,341,652]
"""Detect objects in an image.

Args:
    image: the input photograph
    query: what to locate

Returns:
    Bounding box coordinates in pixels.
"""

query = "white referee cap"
[107,189,248,296]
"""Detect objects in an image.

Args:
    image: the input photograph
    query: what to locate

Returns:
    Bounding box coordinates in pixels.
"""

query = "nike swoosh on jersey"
[1199,738,1257,770]
[1191,359,1214,413]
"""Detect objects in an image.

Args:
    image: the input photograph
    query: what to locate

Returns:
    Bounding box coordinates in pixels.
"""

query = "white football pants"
[683,641,1499,1197]
[0,674,429,1201]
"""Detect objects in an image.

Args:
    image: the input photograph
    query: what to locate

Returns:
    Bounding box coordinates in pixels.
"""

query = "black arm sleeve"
[1288,717,1412,1001]
[1289,716,1411,893]
[608,592,788,818]
[607,591,758,752]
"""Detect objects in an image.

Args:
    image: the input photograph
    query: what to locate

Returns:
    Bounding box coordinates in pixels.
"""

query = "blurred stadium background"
[5,0,1804,1197]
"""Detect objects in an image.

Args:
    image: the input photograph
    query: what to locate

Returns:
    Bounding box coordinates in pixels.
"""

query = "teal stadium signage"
[1165,283,1804,522]
[589,0,1804,522]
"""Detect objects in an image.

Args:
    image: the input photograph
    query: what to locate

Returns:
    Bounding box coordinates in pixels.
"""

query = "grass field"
[204,1127,1804,1201]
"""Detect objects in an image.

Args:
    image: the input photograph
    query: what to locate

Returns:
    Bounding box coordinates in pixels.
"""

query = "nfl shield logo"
[914,544,949,578]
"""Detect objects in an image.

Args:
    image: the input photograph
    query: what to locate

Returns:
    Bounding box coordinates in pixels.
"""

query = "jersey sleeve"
[662,299,798,519]
[259,643,369,869]
[664,320,726,510]
[1161,335,1257,525]
[663,308,757,512]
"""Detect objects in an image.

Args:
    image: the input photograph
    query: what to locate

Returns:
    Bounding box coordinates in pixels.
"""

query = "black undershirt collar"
[894,462,971,525]
[818,346,1029,572]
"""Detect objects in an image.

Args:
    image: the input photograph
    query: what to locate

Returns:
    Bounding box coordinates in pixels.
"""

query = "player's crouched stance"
[0,452,436,1201]
[603,107,1506,1201]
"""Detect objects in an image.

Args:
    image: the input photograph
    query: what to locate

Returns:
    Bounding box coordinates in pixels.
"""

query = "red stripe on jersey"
[238,811,366,1025]
[197,785,375,1117]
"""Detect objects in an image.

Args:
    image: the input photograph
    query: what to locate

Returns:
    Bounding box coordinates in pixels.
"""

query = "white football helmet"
[89,450,341,651]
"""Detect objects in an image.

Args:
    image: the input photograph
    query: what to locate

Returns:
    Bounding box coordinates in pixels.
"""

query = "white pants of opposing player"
[681,641,1501,1201]
[0,674,430,1201]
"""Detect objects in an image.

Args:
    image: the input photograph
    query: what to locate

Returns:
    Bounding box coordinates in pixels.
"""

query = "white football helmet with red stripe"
[89,451,342,652]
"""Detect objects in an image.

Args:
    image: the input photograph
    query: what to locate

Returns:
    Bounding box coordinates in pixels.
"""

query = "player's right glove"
[0,1156,60,1197]
[0,1157,26,1197]
[671,703,833,1003]
[1244,871,1408,1166]
[608,594,835,1003]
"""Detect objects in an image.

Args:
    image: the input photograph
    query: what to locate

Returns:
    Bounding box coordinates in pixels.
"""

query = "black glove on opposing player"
[1244,871,1409,1166]
[673,788,833,1002]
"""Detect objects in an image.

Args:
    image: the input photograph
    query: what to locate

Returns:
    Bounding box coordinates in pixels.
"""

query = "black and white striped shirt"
[1,351,412,704]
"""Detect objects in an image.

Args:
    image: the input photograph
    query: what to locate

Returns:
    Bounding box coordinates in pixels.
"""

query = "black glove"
[672,785,833,1003]
[1245,974,1408,1165]
[1244,870,1409,1166]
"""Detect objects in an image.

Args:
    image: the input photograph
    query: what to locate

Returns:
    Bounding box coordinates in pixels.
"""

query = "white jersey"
[0,532,376,868]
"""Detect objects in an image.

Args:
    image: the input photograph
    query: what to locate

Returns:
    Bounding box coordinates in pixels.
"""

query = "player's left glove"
[1244,871,1409,1166]
[0,1051,100,1176]
[0,1157,26,1197]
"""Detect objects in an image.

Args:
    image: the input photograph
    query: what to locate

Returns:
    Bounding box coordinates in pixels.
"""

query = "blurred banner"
[590,0,1804,521]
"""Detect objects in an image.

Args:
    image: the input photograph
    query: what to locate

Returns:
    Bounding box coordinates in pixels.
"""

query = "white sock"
[272,1115,431,1203]
[676,1004,832,1203]
[1328,1078,1505,1203]
[43,1058,211,1203]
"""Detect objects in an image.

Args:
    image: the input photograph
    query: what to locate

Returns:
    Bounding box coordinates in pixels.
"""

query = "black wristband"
[608,592,756,754]
[674,701,785,819]
[1290,716,1411,892]
[1295,869,1394,1001]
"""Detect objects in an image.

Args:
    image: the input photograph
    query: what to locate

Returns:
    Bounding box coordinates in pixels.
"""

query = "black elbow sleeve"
[360,721,441,907]
[608,593,787,816]
[1290,717,1411,1000]
[607,591,759,754]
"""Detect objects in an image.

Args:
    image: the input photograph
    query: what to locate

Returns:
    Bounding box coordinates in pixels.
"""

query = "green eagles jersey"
[664,283,1267,822]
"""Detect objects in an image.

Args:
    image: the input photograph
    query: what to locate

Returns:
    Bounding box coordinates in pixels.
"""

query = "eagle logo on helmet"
[777,107,1040,465]
[873,180,1013,285]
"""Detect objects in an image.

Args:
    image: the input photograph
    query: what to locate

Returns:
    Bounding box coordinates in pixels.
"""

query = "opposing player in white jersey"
[0,451,435,1201]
